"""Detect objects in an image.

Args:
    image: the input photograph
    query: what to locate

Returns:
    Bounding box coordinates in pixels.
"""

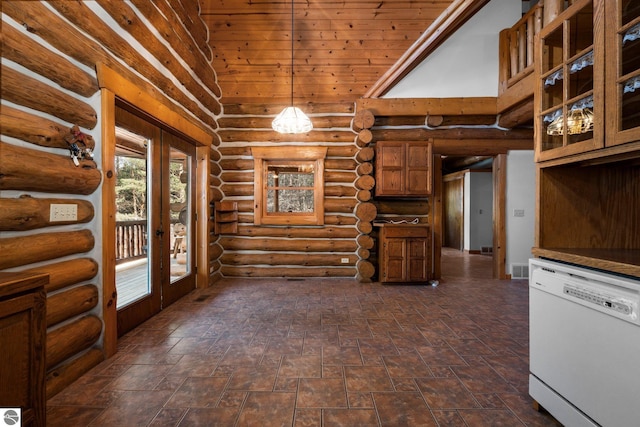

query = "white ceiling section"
[385,0,521,98]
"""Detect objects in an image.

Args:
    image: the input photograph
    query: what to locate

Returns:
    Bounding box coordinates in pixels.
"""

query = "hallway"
[46,250,560,426]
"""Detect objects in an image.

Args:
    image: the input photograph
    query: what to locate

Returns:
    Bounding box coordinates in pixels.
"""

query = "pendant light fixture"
[272,0,313,134]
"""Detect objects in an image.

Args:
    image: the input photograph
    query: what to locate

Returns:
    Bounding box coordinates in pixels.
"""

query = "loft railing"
[499,3,543,94]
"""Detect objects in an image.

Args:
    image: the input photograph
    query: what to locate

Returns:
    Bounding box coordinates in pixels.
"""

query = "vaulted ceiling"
[200,0,491,106]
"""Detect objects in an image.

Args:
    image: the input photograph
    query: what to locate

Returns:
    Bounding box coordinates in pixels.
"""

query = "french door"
[114,105,196,336]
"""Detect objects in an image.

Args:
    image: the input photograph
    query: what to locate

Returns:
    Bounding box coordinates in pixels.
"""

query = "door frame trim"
[98,63,212,357]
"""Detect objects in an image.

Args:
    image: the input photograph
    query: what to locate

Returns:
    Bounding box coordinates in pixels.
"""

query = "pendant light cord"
[290,0,294,107]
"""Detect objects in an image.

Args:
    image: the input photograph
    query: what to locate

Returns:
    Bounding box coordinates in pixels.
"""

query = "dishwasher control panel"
[530,258,640,325]
[563,284,634,317]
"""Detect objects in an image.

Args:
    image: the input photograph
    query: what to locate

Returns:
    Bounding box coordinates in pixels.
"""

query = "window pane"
[267,189,314,213]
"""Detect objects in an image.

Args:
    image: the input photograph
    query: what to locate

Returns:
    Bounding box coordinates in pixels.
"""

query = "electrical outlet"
[513,209,525,217]
[50,204,78,222]
[341,258,349,264]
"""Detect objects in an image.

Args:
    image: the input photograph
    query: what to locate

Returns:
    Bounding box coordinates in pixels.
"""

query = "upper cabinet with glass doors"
[605,0,640,146]
[536,0,640,162]
[535,0,604,162]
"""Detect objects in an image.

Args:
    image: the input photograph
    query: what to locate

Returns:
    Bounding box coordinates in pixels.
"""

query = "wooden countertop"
[0,272,49,298]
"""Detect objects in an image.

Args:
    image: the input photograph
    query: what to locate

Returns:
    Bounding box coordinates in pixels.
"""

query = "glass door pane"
[169,145,192,282]
[115,127,151,309]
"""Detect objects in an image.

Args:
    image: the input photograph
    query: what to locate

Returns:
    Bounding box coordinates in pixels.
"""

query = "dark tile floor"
[47,249,562,426]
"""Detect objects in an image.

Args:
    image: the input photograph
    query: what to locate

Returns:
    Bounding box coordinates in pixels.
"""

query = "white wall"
[384,0,521,98]
[464,172,493,251]
[506,151,536,275]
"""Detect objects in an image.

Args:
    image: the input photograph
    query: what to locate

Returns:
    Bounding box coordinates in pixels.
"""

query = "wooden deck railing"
[499,3,543,94]
[116,220,147,264]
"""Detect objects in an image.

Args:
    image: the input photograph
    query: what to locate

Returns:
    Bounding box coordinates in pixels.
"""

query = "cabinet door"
[375,141,432,197]
[0,290,46,427]
[383,238,407,282]
[535,0,603,161]
[407,238,430,282]
[376,142,404,196]
[605,0,640,146]
[406,142,432,195]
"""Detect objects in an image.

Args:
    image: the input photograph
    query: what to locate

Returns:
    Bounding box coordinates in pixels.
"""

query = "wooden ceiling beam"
[365,0,491,98]
[357,97,497,116]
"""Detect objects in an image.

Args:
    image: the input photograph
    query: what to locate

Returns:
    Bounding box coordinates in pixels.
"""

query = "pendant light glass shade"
[272,106,313,134]
[272,0,312,134]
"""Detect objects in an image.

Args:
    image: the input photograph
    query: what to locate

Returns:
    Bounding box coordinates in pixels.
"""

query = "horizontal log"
[218,115,352,129]
[218,144,358,158]
[221,253,358,266]
[220,171,254,183]
[357,221,373,235]
[0,142,102,195]
[357,260,375,282]
[236,225,358,239]
[209,242,224,262]
[375,200,429,215]
[325,171,356,183]
[356,189,372,202]
[355,129,373,147]
[2,22,99,97]
[325,158,357,170]
[1,65,97,129]
[0,196,94,231]
[218,130,356,143]
[210,187,224,202]
[355,175,375,190]
[358,248,371,259]
[223,102,355,116]
[210,162,222,176]
[352,109,375,131]
[357,97,497,116]
[221,184,253,197]
[325,198,357,213]
[355,147,375,163]
[357,234,375,250]
[22,258,99,293]
[46,348,104,399]
[95,0,221,115]
[324,215,358,226]
[0,106,95,150]
[497,99,534,129]
[219,158,254,171]
[0,229,94,270]
[432,138,533,155]
[47,284,99,327]
[46,315,102,369]
[324,186,357,197]
[220,265,356,278]
[2,1,218,130]
[372,127,533,141]
[50,0,221,119]
[356,162,374,176]
[127,0,219,96]
[220,237,358,252]
[355,202,377,223]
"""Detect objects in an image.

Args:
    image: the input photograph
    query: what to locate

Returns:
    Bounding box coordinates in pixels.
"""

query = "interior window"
[252,146,327,225]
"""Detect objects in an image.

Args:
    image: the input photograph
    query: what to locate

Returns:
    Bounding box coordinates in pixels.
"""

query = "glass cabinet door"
[536,0,602,161]
[606,0,640,145]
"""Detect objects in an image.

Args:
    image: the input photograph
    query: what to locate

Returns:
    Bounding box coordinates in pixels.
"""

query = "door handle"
[155,229,165,237]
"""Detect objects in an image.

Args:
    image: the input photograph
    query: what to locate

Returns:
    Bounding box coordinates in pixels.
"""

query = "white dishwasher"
[529,258,640,427]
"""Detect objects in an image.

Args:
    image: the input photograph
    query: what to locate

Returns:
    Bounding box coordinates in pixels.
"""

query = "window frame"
[251,146,327,226]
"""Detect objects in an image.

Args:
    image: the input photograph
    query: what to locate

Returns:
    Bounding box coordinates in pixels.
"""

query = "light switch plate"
[50,204,78,222]
[513,209,525,217]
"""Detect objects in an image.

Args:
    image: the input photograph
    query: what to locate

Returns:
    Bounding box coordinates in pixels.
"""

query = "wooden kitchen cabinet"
[375,141,432,197]
[533,0,640,278]
[0,272,47,427]
[605,0,640,146]
[377,224,431,283]
[534,0,603,162]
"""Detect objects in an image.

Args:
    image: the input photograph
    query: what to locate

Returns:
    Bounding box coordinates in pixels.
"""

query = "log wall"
[216,102,375,279]
[0,1,219,398]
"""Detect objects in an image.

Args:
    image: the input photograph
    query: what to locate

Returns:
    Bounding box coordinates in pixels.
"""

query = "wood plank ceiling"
[199,0,460,105]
